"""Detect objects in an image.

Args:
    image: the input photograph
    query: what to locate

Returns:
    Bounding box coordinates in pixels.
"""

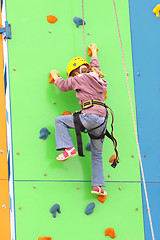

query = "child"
[50,43,108,196]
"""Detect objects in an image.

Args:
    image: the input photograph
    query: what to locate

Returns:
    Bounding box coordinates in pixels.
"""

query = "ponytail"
[90,67,106,78]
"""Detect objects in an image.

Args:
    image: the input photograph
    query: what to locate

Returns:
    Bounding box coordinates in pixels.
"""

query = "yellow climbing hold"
[153,4,160,18]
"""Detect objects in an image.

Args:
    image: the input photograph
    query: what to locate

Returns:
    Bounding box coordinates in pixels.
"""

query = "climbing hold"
[135,208,139,211]
[18,206,22,210]
[153,4,160,18]
[108,174,111,178]
[39,128,51,140]
[137,72,141,77]
[85,202,95,215]
[104,90,107,100]
[44,172,48,176]
[13,67,16,71]
[61,111,72,116]
[49,73,55,84]
[104,228,116,238]
[127,73,129,76]
[49,30,52,33]
[38,237,52,240]
[88,32,91,35]
[131,154,135,158]
[50,204,61,218]
[49,72,60,83]
[88,47,99,56]
[52,101,56,104]
[73,16,86,28]
[47,15,57,24]
[119,186,122,190]
[76,186,80,189]
[97,195,107,203]
[17,152,20,155]
[143,155,146,159]
[0,150,4,153]
[85,142,91,151]
[33,185,37,189]
[2,205,6,209]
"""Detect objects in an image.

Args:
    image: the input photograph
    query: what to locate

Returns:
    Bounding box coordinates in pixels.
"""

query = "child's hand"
[49,70,59,83]
[88,43,98,58]
[88,43,97,52]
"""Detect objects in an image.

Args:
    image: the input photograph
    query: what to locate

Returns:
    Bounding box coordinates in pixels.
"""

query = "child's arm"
[88,43,101,70]
[89,43,98,58]
[50,70,81,92]
[54,77,74,92]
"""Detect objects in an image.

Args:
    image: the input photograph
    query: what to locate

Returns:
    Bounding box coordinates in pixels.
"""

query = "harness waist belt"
[82,100,106,109]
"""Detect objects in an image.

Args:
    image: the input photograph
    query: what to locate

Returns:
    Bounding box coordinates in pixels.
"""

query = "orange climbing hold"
[47,15,57,24]
[88,47,99,56]
[38,237,52,240]
[49,73,55,84]
[97,194,107,203]
[61,111,72,116]
[104,228,116,238]
[104,90,107,100]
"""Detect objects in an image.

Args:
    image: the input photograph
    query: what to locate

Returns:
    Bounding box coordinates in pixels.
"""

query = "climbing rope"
[82,0,86,59]
[112,0,155,239]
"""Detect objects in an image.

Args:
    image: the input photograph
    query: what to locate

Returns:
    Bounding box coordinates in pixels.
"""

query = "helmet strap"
[79,65,87,74]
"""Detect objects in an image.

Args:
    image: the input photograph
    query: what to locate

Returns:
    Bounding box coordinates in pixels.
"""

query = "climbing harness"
[73,100,119,168]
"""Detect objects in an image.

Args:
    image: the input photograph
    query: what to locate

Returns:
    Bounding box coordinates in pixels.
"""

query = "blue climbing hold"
[85,142,91,151]
[50,204,61,218]
[85,202,95,215]
[39,128,51,140]
[73,16,86,28]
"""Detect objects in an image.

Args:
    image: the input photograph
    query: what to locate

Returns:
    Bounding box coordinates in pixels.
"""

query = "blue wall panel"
[129,0,160,239]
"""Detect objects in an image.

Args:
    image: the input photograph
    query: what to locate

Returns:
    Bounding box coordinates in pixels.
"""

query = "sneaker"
[91,186,107,196]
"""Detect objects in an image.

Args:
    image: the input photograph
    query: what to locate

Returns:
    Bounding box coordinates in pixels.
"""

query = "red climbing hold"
[104,228,116,238]
[47,15,57,24]
[88,47,99,56]
[61,111,72,116]
[38,237,52,240]
[97,195,107,203]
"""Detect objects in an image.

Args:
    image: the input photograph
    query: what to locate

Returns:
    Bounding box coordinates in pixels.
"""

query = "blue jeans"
[55,113,107,187]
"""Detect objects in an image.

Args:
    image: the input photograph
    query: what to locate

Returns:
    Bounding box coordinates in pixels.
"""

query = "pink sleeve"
[54,76,81,92]
[90,57,101,71]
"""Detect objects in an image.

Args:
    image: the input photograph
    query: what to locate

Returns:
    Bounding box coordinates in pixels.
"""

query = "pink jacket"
[55,58,108,117]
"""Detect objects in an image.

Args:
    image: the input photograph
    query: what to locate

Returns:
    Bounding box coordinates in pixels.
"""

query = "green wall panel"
[14,181,144,240]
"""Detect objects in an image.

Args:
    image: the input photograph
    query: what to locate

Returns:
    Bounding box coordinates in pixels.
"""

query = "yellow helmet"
[67,57,90,77]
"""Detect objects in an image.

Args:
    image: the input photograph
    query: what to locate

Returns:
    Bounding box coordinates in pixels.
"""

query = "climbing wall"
[129,0,160,239]
[3,0,146,239]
